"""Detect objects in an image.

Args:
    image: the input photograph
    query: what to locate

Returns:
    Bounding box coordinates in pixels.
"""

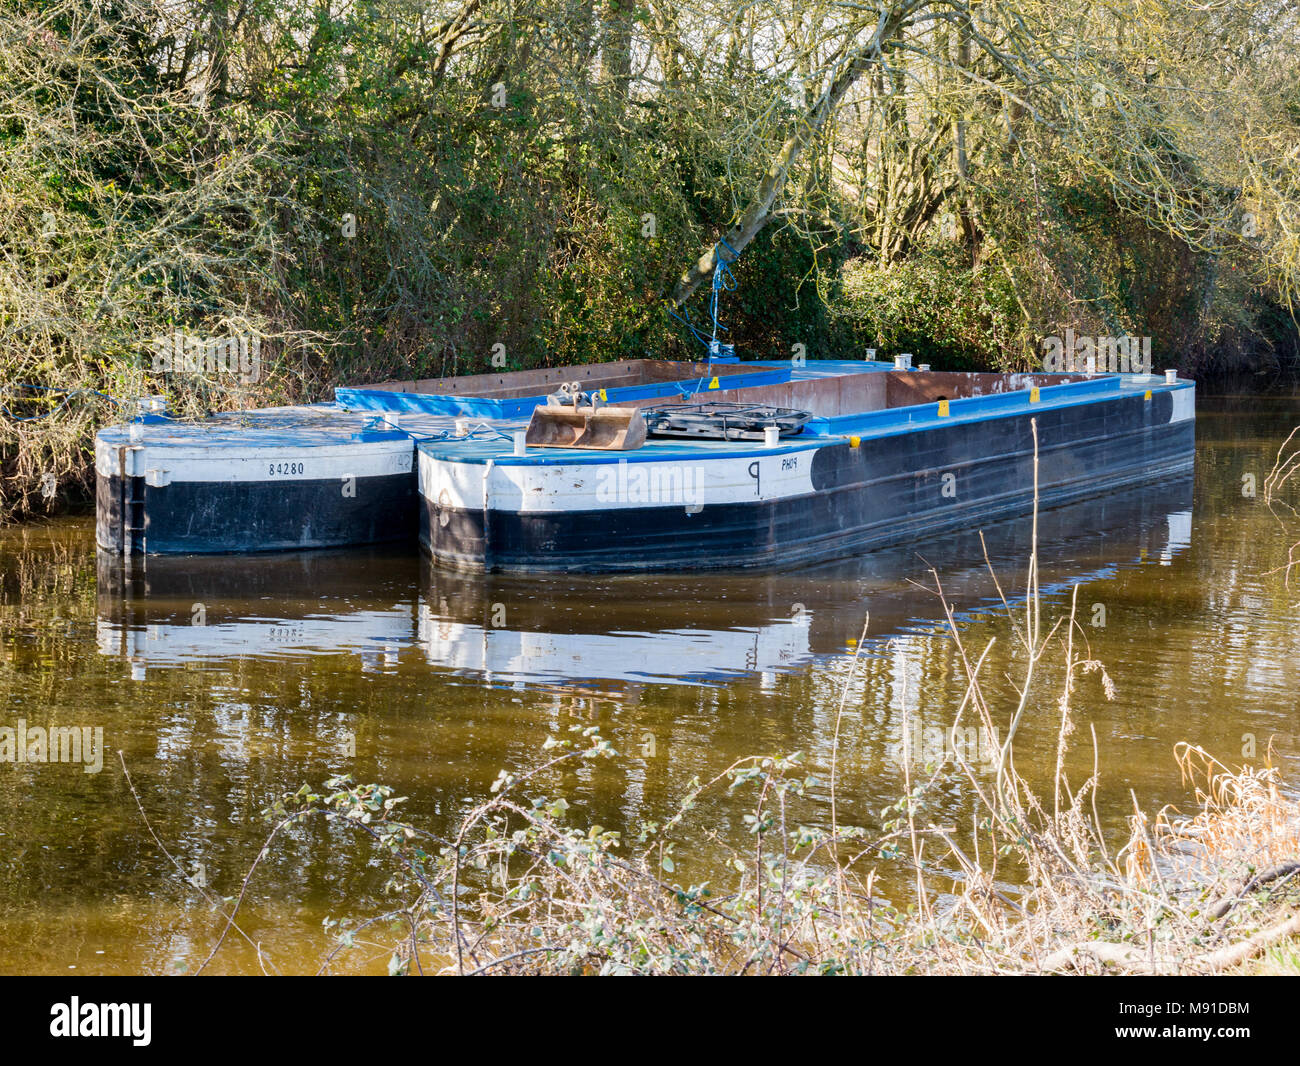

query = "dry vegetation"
[208,626,1297,975]
[174,433,1300,976]
[4,0,1299,520]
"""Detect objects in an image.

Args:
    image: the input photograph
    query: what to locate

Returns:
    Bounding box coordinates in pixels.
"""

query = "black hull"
[422,395,1195,573]
[96,471,417,554]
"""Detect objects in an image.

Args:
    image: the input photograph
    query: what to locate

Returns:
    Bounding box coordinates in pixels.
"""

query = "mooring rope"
[0,382,125,422]
[666,238,741,360]
[362,414,517,443]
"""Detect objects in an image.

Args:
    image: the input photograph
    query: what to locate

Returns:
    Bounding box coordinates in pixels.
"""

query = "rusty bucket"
[524,396,648,450]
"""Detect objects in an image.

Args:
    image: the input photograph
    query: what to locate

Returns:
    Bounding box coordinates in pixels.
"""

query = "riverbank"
[237,688,1300,976]
[215,477,1300,975]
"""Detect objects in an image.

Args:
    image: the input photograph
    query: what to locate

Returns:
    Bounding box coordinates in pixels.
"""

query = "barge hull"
[97,471,416,554]
[420,389,1195,573]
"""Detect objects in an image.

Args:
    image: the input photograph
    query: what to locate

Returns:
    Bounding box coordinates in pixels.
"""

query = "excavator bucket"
[524,398,648,450]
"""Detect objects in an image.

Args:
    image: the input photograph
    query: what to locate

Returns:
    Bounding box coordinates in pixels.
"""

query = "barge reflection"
[96,475,1194,686]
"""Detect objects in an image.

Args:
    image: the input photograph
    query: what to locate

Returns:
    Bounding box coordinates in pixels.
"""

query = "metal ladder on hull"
[117,444,146,555]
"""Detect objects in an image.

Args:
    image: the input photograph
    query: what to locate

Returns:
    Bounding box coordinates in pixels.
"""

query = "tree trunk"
[668,8,910,307]
[602,0,633,100]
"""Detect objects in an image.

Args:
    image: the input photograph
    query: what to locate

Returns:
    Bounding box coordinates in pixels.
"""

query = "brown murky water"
[2,390,1298,974]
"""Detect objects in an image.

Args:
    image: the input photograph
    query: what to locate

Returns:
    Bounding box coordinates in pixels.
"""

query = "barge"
[419,366,1195,572]
[94,357,1194,571]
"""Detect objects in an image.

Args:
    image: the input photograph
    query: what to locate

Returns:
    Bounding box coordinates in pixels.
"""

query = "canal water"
[1,391,1297,973]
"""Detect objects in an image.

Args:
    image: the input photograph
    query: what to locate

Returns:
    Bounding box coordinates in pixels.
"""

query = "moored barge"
[418,366,1194,573]
[94,357,1194,570]
[94,359,813,555]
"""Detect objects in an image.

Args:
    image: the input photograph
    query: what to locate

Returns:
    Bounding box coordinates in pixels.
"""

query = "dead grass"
[144,417,1300,975]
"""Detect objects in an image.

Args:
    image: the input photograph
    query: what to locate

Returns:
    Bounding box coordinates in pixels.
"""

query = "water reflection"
[8,393,1300,974]
[94,477,1194,688]
[95,547,420,677]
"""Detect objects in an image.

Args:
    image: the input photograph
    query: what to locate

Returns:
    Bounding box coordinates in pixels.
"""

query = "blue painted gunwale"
[417,373,1190,467]
[93,404,508,452]
[335,364,816,418]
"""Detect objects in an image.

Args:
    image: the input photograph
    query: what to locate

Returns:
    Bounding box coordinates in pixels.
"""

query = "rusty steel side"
[611,370,1097,419]
[357,359,759,399]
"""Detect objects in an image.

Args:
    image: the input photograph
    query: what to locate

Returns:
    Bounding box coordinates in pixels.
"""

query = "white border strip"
[420,449,816,512]
[95,439,413,482]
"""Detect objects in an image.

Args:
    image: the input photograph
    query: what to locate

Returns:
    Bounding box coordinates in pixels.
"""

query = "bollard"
[1165,369,1178,385]
[513,430,527,456]
[764,425,780,447]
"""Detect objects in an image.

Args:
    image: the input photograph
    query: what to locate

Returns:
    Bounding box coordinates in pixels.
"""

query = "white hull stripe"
[419,449,817,512]
[1170,385,1195,423]
[95,440,413,483]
